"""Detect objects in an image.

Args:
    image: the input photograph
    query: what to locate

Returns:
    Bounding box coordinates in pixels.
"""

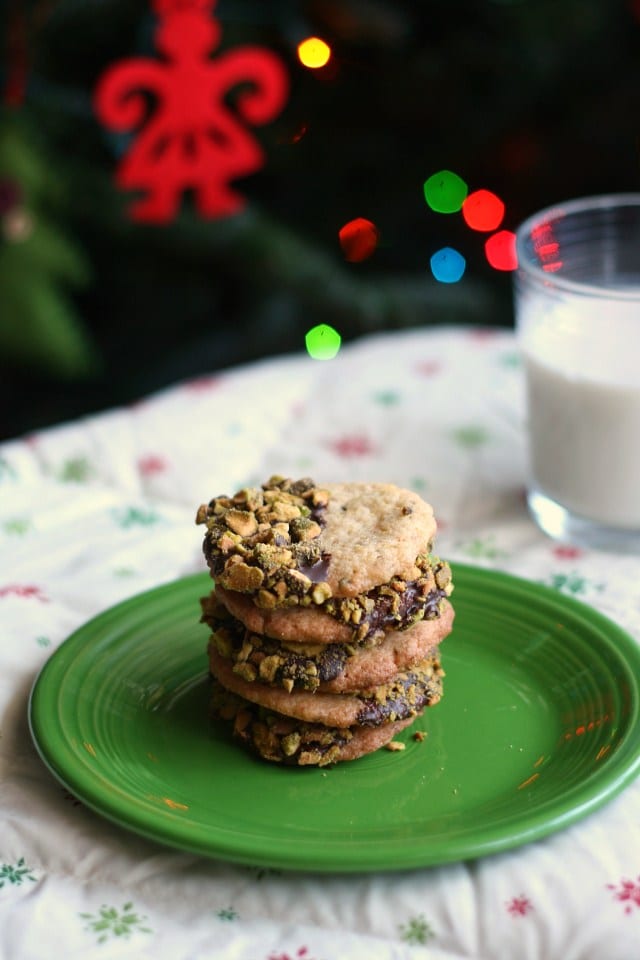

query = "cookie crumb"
[413,730,427,742]
[385,740,406,752]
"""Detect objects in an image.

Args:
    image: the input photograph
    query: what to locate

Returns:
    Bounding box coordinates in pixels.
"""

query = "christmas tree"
[1,0,638,439]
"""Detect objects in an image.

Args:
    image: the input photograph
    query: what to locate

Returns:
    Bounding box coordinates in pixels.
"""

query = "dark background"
[1,0,639,441]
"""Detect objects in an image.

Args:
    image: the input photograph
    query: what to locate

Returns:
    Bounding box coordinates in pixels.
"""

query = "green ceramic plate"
[29,565,640,873]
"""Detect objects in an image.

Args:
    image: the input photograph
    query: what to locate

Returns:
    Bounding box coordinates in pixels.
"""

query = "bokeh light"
[484,230,518,271]
[423,170,468,214]
[338,217,379,262]
[306,323,342,359]
[461,189,505,231]
[430,247,466,283]
[532,222,563,272]
[297,37,332,69]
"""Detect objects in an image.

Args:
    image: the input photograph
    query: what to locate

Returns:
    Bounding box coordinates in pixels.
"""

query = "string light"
[306,323,341,359]
[297,37,332,69]
[338,217,379,262]
[484,230,518,271]
[430,247,466,283]
[461,189,505,232]
[423,170,468,214]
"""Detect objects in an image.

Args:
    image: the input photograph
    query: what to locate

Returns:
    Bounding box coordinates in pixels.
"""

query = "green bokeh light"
[423,170,468,213]
[305,324,341,360]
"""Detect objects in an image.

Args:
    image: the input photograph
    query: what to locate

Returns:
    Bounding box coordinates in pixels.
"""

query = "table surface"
[2,325,640,960]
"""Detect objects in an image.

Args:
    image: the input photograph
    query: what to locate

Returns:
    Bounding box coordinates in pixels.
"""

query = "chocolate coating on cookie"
[196,477,441,611]
[209,646,445,728]
[215,554,452,645]
[201,593,349,692]
[322,555,452,642]
[354,661,444,725]
[197,476,332,605]
[210,681,417,766]
[203,591,454,694]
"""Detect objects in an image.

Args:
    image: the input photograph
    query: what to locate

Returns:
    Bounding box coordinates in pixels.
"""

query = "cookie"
[208,645,444,728]
[197,476,453,767]
[203,591,454,693]
[196,475,444,603]
[214,554,452,645]
[210,681,417,766]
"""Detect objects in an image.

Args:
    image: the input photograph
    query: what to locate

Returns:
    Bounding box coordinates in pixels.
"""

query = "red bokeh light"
[484,230,518,271]
[461,189,505,232]
[338,217,380,262]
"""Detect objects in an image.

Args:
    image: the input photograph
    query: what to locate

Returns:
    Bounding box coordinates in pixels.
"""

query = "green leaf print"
[111,506,161,529]
[373,389,401,406]
[451,424,490,448]
[2,517,30,535]
[80,902,152,943]
[546,571,604,596]
[0,857,36,888]
[398,913,435,945]
[57,456,93,483]
[457,534,508,560]
[216,906,238,921]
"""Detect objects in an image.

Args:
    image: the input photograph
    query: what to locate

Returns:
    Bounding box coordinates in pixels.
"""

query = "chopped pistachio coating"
[196,476,332,605]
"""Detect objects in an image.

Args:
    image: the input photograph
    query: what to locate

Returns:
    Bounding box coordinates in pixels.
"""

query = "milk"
[521,295,640,529]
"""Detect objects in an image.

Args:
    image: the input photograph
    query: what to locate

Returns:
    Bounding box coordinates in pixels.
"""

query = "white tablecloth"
[2,325,640,960]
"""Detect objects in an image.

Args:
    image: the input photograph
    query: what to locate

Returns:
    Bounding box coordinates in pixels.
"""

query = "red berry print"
[552,545,584,560]
[0,584,49,602]
[506,894,533,916]
[326,434,376,458]
[268,948,313,960]
[138,454,168,476]
[607,876,640,914]
[415,359,442,377]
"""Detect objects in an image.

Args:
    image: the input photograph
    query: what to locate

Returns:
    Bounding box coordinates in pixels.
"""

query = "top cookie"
[196,476,438,606]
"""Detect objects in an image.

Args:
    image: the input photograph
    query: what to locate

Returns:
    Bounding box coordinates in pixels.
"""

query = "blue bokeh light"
[429,247,466,283]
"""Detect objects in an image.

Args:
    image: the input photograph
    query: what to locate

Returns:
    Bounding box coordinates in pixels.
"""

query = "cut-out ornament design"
[94,0,288,223]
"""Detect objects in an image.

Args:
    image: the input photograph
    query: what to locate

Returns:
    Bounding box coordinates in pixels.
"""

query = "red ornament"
[93,0,288,222]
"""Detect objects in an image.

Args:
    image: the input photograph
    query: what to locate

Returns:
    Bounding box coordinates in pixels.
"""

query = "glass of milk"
[515,194,640,552]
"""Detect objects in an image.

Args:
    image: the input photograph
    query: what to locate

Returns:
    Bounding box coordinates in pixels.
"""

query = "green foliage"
[0,111,96,377]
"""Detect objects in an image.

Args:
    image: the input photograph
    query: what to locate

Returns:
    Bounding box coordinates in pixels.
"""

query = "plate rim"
[28,564,640,873]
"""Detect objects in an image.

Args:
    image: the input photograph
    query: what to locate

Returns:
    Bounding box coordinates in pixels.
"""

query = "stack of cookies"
[196,476,454,767]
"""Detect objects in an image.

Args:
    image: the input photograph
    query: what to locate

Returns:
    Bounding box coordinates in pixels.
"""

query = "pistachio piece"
[212,628,233,659]
[271,500,304,522]
[225,509,258,537]
[233,661,257,682]
[308,488,329,507]
[311,581,332,604]
[255,588,277,609]
[434,561,452,590]
[221,561,264,592]
[253,542,293,570]
[258,655,281,683]
[281,732,301,756]
[284,568,312,596]
[289,517,322,542]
